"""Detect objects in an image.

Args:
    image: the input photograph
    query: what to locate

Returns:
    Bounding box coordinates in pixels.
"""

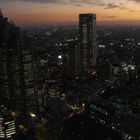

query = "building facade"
[18,33,36,113]
[0,10,20,109]
[67,39,80,77]
[0,11,36,114]
[79,14,97,75]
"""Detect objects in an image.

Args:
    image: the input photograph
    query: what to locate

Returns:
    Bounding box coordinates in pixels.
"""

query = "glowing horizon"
[1,0,140,25]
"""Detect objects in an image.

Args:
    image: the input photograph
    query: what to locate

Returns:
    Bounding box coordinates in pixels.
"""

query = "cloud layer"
[1,0,139,10]
[0,0,140,25]
[2,0,140,3]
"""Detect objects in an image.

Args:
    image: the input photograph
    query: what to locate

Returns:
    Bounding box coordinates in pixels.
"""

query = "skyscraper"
[0,10,20,108]
[79,14,97,75]
[0,11,36,114]
[18,33,36,114]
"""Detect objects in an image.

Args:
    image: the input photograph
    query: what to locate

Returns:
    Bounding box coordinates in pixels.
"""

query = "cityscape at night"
[0,0,140,140]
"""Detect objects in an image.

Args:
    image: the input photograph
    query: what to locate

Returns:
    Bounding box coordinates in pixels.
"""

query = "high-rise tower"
[0,11,36,114]
[79,14,97,75]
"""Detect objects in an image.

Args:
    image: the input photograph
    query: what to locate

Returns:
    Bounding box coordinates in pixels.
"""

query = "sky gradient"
[0,0,140,25]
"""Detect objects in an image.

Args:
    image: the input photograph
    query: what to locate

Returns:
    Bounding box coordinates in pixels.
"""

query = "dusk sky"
[0,0,140,25]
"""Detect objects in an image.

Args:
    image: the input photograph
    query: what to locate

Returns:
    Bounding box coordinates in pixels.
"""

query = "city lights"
[0,1,140,140]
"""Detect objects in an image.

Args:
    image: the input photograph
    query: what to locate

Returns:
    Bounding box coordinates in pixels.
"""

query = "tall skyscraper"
[18,33,36,114]
[0,11,36,114]
[0,10,20,108]
[79,14,97,75]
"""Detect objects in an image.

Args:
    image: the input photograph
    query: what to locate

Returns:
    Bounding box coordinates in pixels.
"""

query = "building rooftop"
[79,13,96,17]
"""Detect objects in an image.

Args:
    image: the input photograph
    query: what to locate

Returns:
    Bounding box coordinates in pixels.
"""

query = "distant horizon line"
[1,11,140,27]
[18,23,140,27]
[15,20,140,27]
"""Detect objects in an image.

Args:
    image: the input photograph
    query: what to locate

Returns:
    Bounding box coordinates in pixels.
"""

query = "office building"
[18,33,36,113]
[0,105,16,139]
[67,39,80,77]
[79,14,97,75]
[0,10,20,109]
[0,11,36,114]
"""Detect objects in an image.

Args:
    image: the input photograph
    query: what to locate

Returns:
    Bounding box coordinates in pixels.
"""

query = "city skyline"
[1,0,140,26]
[1,2,140,140]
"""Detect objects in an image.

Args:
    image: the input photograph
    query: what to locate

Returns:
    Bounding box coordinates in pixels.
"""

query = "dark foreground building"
[0,10,36,114]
